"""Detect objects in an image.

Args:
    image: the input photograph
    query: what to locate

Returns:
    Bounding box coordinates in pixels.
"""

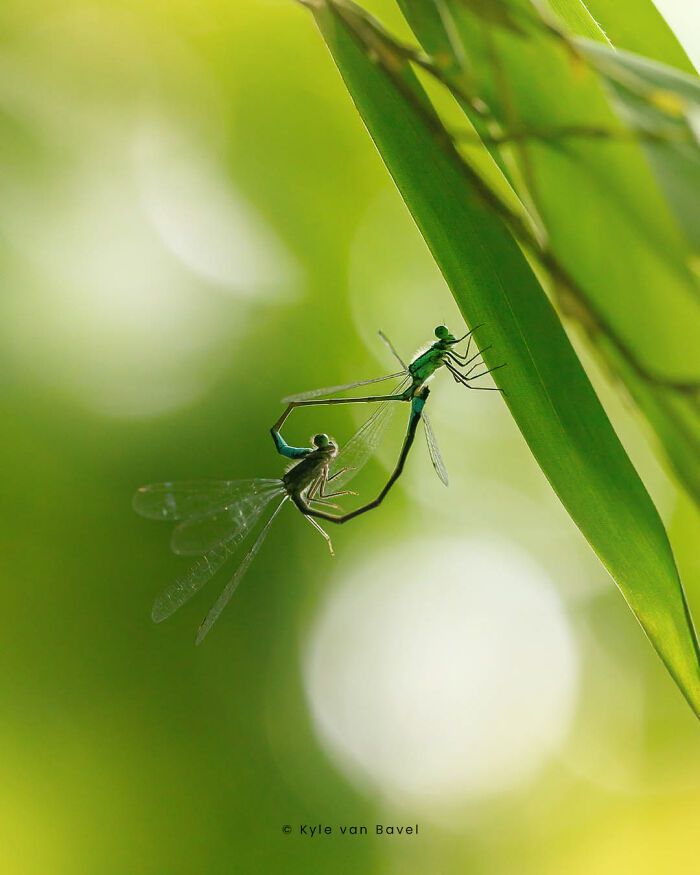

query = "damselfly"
[134,393,428,642]
[282,325,503,488]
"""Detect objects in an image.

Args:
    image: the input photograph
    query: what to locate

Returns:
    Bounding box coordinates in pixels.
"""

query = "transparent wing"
[282,369,407,403]
[170,480,284,556]
[378,330,407,368]
[329,376,411,490]
[329,403,397,490]
[195,497,288,644]
[423,412,449,487]
[133,479,278,521]
[152,539,237,623]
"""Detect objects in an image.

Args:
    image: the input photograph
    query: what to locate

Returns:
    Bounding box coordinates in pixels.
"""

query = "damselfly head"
[434,324,457,344]
[312,433,338,458]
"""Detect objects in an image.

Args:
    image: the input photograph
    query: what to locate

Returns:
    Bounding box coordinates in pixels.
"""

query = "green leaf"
[579,38,700,250]
[308,0,700,714]
[600,340,700,512]
[453,0,526,34]
[542,0,607,41]
[575,0,696,73]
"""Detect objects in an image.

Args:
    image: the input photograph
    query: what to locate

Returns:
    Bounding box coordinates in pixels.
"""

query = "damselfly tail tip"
[132,487,149,513]
[151,600,169,623]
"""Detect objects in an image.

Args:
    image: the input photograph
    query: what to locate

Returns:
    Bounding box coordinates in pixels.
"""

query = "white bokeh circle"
[303,535,579,810]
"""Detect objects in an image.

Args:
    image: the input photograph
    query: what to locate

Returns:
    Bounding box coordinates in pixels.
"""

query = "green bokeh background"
[1,1,699,873]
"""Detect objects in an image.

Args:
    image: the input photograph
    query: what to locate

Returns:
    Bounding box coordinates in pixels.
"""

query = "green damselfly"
[282,325,504,488]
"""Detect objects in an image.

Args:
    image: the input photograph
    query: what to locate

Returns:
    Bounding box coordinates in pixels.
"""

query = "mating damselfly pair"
[134,325,503,643]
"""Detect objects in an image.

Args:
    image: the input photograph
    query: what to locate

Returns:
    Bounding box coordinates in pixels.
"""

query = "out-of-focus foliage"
[2,1,700,873]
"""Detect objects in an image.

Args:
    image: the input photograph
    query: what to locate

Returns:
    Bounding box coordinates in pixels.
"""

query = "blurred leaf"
[579,38,700,250]
[578,0,696,73]
[543,0,606,41]
[600,338,700,510]
[454,0,525,34]
[308,0,700,714]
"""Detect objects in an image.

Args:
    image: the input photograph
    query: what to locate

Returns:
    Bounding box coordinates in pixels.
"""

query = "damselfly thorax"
[282,442,338,498]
